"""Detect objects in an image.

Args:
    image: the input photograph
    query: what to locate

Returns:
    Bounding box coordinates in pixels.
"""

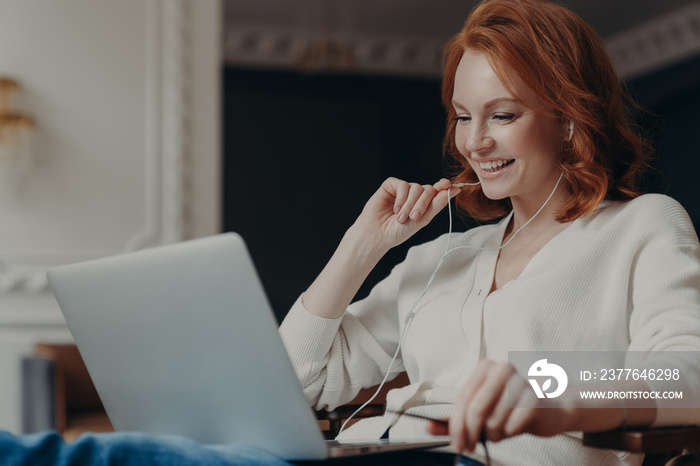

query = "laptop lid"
[47,233,329,460]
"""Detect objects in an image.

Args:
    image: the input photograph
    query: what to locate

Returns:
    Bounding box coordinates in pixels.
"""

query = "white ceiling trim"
[224,2,700,80]
[223,26,446,77]
[605,2,700,79]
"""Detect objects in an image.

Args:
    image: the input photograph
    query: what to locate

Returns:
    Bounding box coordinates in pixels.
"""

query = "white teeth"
[479,159,513,171]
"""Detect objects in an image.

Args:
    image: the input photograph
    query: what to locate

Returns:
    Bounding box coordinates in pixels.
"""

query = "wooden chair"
[584,428,700,466]
[22,343,113,441]
[316,372,410,439]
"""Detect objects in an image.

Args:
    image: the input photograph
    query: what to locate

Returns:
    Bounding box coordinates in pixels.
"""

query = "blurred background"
[0,0,699,434]
[221,0,700,320]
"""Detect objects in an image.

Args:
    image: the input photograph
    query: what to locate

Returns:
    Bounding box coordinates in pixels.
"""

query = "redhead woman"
[279,0,700,465]
[1,1,698,465]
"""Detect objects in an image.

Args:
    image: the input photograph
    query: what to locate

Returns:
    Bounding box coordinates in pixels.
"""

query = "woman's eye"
[493,113,515,121]
[454,115,471,123]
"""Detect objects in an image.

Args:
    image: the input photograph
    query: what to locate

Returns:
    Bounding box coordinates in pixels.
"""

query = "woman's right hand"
[353,177,459,253]
[300,177,458,319]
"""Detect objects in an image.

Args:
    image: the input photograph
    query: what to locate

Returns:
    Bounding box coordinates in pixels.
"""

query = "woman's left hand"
[427,360,572,452]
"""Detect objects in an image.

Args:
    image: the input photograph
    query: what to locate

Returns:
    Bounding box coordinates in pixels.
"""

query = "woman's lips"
[476,159,515,178]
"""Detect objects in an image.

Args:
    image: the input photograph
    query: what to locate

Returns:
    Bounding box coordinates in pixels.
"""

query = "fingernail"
[398,213,407,224]
[410,210,420,220]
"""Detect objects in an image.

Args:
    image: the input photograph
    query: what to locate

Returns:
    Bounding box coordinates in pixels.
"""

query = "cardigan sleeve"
[627,195,700,426]
[278,262,407,412]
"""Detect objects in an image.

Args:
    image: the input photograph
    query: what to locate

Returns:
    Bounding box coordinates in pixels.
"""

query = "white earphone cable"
[336,172,563,436]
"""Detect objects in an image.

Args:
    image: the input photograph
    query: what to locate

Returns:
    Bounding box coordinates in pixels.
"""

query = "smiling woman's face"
[452,49,568,207]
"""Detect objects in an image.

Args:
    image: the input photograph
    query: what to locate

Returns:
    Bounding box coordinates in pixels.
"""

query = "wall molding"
[128,0,193,250]
[606,2,700,80]
[223,26,446,78]
[161,0,193,245]
[224,3,700,80]
[0,0,193,295]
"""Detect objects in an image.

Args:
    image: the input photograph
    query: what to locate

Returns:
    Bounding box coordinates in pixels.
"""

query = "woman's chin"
[481,187,511,201]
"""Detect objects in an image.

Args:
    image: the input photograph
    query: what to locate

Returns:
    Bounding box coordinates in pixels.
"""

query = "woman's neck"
[508,176,571,233]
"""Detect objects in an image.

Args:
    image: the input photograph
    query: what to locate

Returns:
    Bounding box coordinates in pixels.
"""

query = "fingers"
[389,178,458,225]
[392,181,410,219]
[502,388,538,438]
[361,177,460,251]
[426,419,449,436]
[449,361,491,452]
[449,361,512,452]
[484,368,526,442]
[502,386,562,438]
[447,363,566,452]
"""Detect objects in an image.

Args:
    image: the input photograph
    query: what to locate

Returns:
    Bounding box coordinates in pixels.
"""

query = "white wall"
[0,0,221,433]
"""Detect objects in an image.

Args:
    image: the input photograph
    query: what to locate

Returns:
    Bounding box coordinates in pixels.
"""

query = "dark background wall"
[627,56,700,226]
[222,61,700,322]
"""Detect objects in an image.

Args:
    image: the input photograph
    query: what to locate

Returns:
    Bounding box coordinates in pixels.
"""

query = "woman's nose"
[464,124,494,154]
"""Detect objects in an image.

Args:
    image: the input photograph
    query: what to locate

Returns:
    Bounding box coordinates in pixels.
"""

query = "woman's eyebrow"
[451,96,519,110]
[451,99,467,111]
[484,96,519,107]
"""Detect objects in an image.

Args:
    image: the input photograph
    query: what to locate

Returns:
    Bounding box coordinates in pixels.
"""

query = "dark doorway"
[222,68,470,322]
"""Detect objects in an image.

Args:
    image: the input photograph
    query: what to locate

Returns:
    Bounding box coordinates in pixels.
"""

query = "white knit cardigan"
[279,194,700,465]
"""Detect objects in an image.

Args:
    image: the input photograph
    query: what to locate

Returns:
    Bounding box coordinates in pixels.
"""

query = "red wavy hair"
[442,0,652,222]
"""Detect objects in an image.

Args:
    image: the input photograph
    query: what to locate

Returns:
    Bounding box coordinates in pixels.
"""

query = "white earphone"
[452,181,481,187]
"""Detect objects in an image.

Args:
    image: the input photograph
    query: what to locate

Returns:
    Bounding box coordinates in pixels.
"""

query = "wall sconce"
[0,78,34,200]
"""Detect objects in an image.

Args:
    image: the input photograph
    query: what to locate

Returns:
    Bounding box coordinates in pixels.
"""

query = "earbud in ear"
[568,121,574,141]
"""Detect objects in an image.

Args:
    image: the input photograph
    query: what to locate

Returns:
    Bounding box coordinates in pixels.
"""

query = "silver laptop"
[47,233,449,460]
